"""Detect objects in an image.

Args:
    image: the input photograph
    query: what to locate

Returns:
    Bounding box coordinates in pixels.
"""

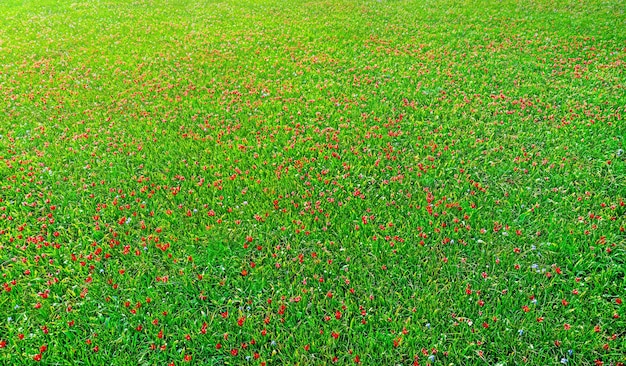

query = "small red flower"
[230,348,238,356]
[33,354,42,362]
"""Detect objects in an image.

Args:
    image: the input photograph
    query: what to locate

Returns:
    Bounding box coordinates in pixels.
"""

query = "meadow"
[0,0,625,364]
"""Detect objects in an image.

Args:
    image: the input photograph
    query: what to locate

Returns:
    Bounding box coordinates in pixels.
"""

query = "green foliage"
[0,0,624,364]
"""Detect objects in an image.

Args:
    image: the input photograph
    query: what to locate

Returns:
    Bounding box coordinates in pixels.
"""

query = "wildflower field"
[1,0,625,364]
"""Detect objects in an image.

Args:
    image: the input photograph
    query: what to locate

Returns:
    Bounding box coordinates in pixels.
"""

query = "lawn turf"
[0,0,625,364]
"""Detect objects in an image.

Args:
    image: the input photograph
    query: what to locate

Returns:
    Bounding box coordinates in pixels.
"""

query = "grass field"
[1,0,625,364]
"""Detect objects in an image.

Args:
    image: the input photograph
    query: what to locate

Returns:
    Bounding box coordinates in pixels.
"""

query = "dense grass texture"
[1,0,625,364]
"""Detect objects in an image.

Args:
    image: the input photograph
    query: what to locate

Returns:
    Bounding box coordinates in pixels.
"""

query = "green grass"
[1,0,625,364]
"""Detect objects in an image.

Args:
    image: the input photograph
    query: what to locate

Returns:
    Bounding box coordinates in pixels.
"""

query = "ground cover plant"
[0,0,625,364]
